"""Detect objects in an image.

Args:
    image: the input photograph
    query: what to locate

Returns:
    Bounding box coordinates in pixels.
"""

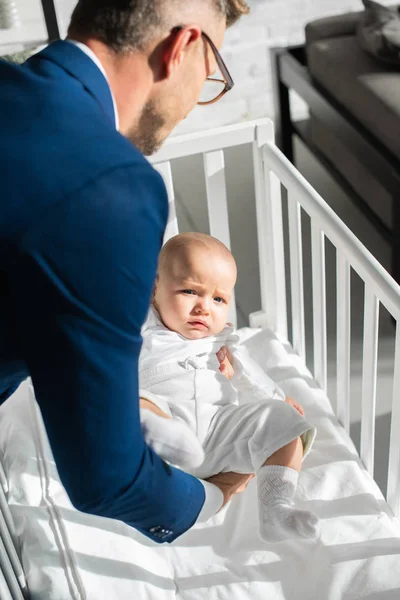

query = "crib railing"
[151,119,400,520]
[261,142,400,518]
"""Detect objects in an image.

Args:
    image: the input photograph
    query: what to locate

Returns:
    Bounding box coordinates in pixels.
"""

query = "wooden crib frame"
[1,119,400,598]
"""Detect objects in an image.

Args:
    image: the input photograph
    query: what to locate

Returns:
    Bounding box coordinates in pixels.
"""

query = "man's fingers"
[236,475,255,493]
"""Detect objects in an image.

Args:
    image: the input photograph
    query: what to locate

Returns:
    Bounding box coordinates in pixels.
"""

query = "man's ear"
[163,25,202,79]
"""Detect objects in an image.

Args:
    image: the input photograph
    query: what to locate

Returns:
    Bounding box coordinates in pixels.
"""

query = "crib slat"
[0,462,8,495]
[311,223,327,392]
[287,192,306,362]
[387,325,400,517]
[203,150,237,327]
[360,288,379,477]
[336,253,351,434]
[0,486,18,554]
[154,161,179,242]
[203,150,231,249]
[250,123,288,337]
[0,568,13,600]
[0,508,27,597]
[0,536,24,600]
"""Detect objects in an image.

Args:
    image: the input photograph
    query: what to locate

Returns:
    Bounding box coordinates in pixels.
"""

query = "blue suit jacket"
[0,40,205,542]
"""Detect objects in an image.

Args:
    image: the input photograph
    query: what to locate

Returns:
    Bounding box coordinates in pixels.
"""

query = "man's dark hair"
[68,0,250,54]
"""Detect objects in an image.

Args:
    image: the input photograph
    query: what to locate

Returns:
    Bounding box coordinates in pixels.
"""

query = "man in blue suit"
[0,0,252,543]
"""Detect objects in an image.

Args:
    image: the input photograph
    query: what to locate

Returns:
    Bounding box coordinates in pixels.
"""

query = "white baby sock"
[140,409,205,470]
[257,465,319,543]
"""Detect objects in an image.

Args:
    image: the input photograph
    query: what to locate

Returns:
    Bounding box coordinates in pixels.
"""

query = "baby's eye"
[214,296,225,304]
[182,289,196,295]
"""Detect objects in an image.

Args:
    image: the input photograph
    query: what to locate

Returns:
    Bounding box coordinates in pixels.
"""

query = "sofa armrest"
[305,12,362,45]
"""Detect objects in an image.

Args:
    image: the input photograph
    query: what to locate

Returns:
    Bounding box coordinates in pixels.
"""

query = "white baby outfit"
[139,307,319,542]
[139,308,316,480]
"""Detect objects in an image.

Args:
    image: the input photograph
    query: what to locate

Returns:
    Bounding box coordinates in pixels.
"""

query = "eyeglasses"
[172,27,234,106]
[198,31,234,105]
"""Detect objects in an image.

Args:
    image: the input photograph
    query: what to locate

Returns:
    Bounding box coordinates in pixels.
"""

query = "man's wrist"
[195,479,224,523]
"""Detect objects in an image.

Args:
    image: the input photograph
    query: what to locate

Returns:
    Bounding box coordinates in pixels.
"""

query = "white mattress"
[1,327,400,600]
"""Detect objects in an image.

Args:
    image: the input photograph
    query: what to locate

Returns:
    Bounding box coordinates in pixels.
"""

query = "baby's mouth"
[188,320,208,330]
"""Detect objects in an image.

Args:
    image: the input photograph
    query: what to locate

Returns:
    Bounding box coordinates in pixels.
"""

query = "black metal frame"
[271,45,400,284]
[40,0,61,42]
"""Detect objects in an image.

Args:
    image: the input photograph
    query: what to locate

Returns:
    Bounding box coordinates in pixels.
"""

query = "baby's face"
[154,247,236,339]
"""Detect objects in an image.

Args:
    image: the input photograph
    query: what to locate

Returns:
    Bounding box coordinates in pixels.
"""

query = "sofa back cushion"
[357,0,400,65]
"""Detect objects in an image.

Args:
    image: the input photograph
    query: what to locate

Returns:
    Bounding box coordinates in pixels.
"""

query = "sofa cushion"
[357,0,400,65]
[307,35,400,158]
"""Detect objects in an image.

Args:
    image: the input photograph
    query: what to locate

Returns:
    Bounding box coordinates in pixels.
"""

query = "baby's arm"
[140,397,170,419]
[231,344,286,402]
[231,346,306,419]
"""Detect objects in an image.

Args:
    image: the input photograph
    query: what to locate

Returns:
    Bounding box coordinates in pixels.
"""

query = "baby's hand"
[285,397,305,417]
[217,346,234,379]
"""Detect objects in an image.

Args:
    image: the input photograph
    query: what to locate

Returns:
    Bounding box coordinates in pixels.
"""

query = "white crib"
[1,119,400,600]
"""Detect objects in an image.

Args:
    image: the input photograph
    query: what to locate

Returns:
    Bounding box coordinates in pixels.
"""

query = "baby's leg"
[196,401,318,541]
[258,437,319,542]
[140,397,205,469]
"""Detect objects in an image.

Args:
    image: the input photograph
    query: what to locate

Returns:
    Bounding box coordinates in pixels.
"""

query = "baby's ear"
[152,275,159,303]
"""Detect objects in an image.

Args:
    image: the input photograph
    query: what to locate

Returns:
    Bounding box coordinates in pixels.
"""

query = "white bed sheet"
[1,327,400,600]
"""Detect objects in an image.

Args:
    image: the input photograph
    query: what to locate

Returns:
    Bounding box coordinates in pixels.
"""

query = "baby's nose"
[195,298,210,314]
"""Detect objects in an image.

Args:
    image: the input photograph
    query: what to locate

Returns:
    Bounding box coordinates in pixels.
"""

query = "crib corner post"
[252,121,288,341]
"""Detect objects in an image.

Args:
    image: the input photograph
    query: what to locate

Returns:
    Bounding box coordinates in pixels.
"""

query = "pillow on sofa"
[357,0,400,65]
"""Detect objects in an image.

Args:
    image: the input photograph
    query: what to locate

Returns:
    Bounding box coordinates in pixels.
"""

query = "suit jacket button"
[150,526,162,534]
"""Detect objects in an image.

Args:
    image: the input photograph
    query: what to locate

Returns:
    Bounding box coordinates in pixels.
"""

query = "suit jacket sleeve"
[12,163,205,543]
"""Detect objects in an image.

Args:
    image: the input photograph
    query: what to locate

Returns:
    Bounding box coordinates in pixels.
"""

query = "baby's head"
[153,232,237,339]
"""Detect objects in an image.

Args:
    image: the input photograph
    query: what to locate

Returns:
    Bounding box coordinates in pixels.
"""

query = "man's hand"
[285,397,305,417]
[205,471,255,510]
[217,346,234,379]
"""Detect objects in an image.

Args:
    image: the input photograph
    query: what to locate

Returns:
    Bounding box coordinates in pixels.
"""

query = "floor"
[172,133,395,496]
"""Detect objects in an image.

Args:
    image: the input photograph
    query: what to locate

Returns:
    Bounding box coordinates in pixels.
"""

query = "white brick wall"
[1,0,391,132]
[0,0,46,50]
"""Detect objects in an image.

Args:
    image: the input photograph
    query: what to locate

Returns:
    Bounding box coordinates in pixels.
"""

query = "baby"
[139,232,318,543]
